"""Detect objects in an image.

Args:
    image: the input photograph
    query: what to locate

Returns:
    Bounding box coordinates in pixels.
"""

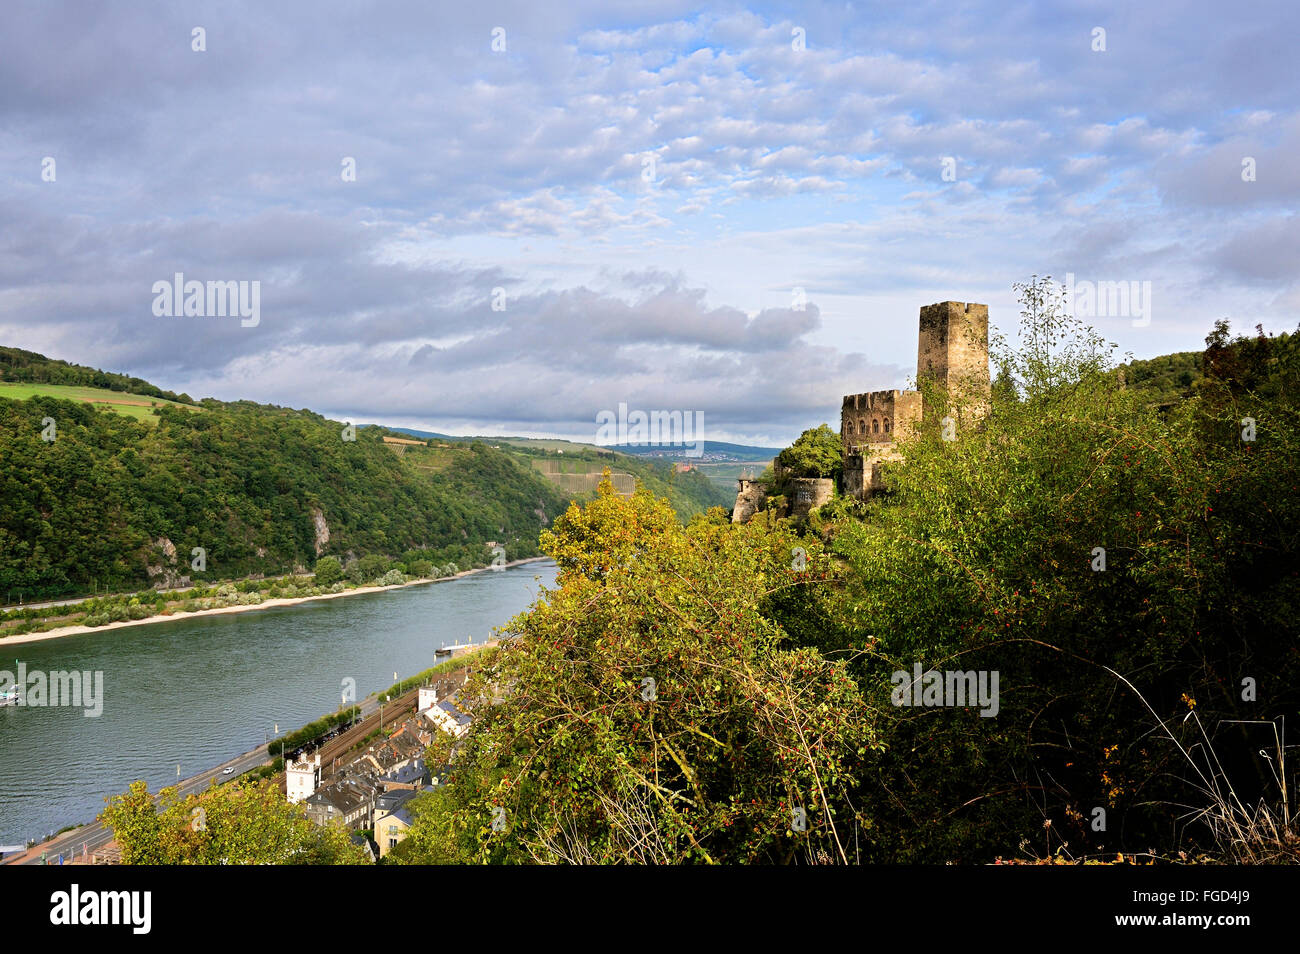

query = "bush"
[349,554,392,585]
[380,569,406,586]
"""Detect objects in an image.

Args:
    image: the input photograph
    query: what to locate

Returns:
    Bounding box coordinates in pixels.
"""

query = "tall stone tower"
[917,301,990,395]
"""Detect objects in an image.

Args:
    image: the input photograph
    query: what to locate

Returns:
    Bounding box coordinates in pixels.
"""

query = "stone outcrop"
[312,507,330,556]
[732,478,767,523]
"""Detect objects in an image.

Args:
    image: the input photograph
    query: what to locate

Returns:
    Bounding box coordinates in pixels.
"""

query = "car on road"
[222,767,235,775]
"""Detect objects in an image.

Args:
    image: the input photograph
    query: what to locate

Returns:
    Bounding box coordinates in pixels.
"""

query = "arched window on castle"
[872,419,880,434]
[884,419,891,433]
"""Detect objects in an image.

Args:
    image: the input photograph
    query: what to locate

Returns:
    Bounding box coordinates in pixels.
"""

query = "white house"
[417,685,439,714]
[424,699,472,738]
[285,753,321,804]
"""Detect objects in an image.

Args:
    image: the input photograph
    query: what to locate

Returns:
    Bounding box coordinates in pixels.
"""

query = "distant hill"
[374,425,455,441]
[1118,350,1203,406]
[0,381,198,424]
[371,427,781,462]
[609,441,782,460]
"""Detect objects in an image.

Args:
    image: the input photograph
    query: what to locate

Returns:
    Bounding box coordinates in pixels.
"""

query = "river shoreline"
[0,557,553,647]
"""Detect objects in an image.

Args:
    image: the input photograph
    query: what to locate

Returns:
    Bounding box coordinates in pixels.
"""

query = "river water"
[0,561,557,845]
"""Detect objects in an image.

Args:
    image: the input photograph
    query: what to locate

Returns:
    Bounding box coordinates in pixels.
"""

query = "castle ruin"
[733,301,990,520]
[842,301,990,499]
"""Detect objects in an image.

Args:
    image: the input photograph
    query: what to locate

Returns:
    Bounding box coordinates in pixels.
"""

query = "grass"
[0,382,197,423]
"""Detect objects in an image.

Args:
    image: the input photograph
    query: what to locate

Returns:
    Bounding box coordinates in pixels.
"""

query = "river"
[0,561,557,846]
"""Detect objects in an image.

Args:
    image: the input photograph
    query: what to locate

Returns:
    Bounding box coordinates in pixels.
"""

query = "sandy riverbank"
[0,557,553,647]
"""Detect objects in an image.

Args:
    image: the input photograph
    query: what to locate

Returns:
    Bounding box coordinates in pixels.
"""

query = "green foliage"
[101,778,368,865]
[774,423,842,484]
[0,346,196,405]
[267,707,361,756]
[349,554,393,585]
[402,480,878,864]
[0,388,568,599]
[312,556,343,586]
[815,278,1300,861]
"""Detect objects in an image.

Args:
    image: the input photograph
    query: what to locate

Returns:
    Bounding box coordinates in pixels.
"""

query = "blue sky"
[2,1,1296,445]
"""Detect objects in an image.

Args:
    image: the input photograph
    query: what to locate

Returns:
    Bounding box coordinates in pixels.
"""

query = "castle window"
[884,419,891,433]
[872,419,880,434]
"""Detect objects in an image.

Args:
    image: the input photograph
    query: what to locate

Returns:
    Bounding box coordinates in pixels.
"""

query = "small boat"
[0,687,20,707]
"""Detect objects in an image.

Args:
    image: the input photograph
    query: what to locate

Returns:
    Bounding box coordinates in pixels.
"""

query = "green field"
[691,460,773,493]
[0,382,195,422]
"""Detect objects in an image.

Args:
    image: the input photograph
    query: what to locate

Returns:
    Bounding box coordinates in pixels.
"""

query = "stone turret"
[917,301,991,396]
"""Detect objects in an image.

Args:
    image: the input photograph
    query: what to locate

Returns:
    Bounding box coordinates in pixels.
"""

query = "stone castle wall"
[732,478,767,523]
[786,477,834,518]
[840,389,922,454]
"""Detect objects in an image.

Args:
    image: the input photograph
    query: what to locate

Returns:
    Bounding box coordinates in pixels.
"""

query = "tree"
[312,556,343,586]
[821,277,1300,861]
[405,479,879,864]
[774,424,842,484]
[101,778,368,865]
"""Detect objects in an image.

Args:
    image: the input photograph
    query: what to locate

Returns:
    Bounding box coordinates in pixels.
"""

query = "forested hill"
[0,351,699,601]
[0,392,569,599]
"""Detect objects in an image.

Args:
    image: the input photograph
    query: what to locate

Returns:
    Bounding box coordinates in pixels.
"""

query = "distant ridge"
[369,427,780,461]
[610,441,781,460]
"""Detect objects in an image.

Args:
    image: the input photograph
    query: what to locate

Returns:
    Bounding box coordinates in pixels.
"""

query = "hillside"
[0,346,197,405]
[0,382,198,424]
[0,350,733,601]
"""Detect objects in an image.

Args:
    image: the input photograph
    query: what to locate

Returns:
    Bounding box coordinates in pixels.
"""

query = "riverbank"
[0,557,552,647]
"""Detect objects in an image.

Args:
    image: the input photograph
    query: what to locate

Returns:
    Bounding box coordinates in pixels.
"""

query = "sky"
[1,0,1296,446]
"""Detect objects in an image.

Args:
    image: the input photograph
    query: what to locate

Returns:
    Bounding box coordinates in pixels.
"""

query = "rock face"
[146,536,191,589]
[312,507,330,556]
[732,478,767,523]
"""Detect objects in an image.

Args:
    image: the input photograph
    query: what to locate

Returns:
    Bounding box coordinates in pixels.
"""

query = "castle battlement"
[841,300,990,497]
[840,388,922,454]
[732,299,992,522]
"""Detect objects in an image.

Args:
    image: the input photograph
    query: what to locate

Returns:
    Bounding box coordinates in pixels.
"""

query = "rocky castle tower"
[917,300,990,395]
[842,300,990,499]
[732,300,991,520]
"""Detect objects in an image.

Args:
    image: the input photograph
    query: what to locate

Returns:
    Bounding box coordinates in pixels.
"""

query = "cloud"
[1,0,1297,443]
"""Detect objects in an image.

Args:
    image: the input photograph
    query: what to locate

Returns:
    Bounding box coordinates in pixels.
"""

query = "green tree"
[405,479,879,864]
[774,423,842,484]
[312,556,343,586]
[102,779,368,865]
